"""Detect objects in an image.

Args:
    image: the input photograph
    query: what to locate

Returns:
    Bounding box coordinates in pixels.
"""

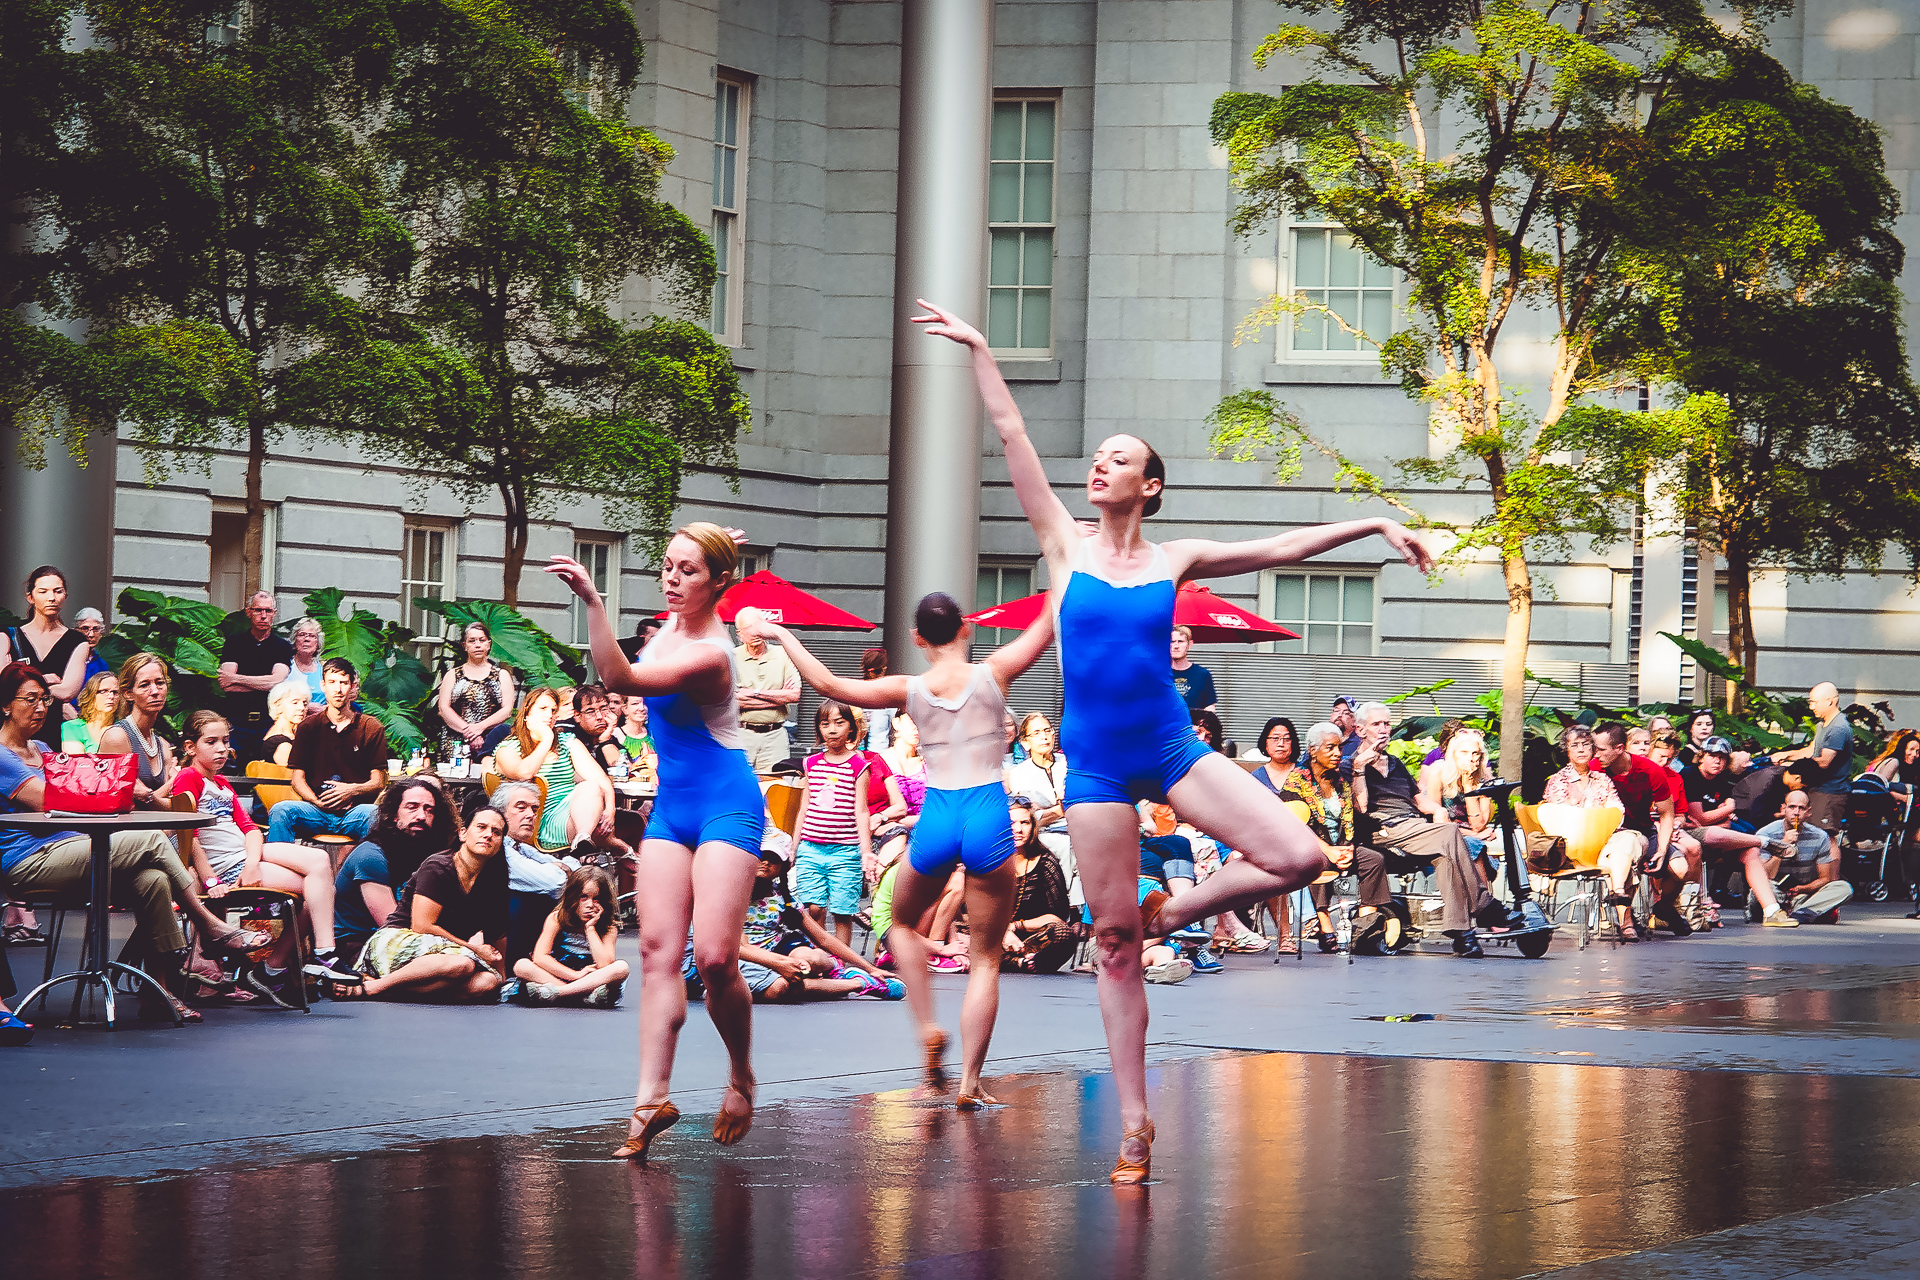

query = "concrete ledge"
[1000,357,1062,382]
[1264,362,1395,386]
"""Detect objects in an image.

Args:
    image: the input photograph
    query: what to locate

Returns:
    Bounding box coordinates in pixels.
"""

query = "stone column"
[884,0,993,672]
[0,424,117,619]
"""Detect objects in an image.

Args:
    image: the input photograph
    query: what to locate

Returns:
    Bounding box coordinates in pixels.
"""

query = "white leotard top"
[638,635,745,753]
[905,664,1008,792]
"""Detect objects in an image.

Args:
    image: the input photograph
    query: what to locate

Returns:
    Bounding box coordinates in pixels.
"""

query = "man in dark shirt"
[1679,737,1801,927]
[332,779,456,960]
[217,591,292,767]
[1592,722,1692,935]
[1347,701,1512,955]
[1169,626,1218,713]
[267,658,389,844]
[350,805,510,1002]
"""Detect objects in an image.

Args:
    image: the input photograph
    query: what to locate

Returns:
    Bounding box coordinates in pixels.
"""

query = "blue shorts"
[1064,727,1213,808]
[793,840,863,916]
[907,782,1016,877]
[645,774,765,859]
[1138,833,1195,884]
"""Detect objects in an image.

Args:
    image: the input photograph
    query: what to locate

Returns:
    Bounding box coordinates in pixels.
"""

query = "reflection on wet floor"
[1533,972,1920,1038]
[9,1052,1920,1280]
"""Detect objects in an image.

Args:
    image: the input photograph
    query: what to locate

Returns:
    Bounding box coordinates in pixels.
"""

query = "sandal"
[923,1027,949,1091]
[1274,933,1298,955]
[956,1090,998,1110]
[211,927,273,955]
[1109,1119,1155,1185]
[612,1099,681,1161]
[327,979,373,1000]
[712,1083,754,1146]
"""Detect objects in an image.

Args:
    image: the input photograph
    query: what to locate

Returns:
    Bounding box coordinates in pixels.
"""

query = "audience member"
[437,621,516,760]
[97,653,179,808]
[793,700,872,945]
[566,683,625,773]
[883,711,923,778]
[860,647,895,751]
[735,625,800,772]
[1676,709,1717,768]
[332,778,457,961]
[1625,725,1653,755]
[260,678,311,768]
[1004,711,1073,894]
[1330,695,1360,767]
[615,695,658,789]
[1869,732,1920,910]
[1775,682,1855,836]
[1349,701,1513,956]
[1647,730,1681,770]
[73,608,110,683]
[0,566,93,711]
[698,843,901,1001]
[0,662,267,1021]
[1758,790,1852,922]
[1002,801,1077,973]
[1138,876,1193,984]
[1285,722,1394,953]
[1429,728,1506,878]
[173,709,360,983]
[617,614,663,662]
[288,617,325,699]
[1169,625,1217,713]
[61,670,120,752]
[267,658,387,844]
[515,865,629,1006]
[1250,717,1300,781]
[1542,725,1644,939]
[494,685,613,855]
[216,591,292,765]
[1678,737,1801,926]
[1420,719,1467,768]
[489,779,575,967]
[342,803,510,1003]
[1190,708,1225,752]
[1592,721,1694,936]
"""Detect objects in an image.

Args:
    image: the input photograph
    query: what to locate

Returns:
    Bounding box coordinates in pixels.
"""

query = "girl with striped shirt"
[792,700,872,945]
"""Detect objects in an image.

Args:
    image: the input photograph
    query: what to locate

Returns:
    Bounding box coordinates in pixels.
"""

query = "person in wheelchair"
[1282,722,1394,953]
[1757,791,1852,923]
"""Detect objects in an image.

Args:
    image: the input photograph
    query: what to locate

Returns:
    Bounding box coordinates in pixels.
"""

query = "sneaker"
[1143,958,1193,984]
[1652,903,1694,937]
[499,978,522,1001]
[1761,838,1792,857]
[851,970,903,999]
[585,984,614,1008]
[303,951,362,984]
[603,979,625,1004]
[1169,923,1210,944]
[1187,946,1223,974]
[927,954,965,972]
[1762,909,1801,928]
[1225,930,1272,953]
[523,982,561,1004]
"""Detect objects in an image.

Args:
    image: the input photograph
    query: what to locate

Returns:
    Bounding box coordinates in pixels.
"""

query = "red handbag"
[42,752,139,815]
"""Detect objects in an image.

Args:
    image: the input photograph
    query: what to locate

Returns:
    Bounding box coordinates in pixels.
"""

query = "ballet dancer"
[916,298,1437,1184]
[547,523,766,1162]
[738,594,1053,1108]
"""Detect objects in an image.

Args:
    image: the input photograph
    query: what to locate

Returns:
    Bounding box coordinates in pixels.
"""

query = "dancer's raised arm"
[1169,517,1433,582]
[546,555,730,701]
[982,610,1055,692]
[912,299,1078,562]
[740,609,910,710]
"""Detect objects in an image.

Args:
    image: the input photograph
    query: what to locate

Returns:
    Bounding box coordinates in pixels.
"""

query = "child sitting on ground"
[514,866,629,1007]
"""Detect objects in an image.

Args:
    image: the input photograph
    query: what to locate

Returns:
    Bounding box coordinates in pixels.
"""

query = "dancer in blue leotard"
[548,522,765,1162]
[743,593,1054,1109]
[916,298,1438,1184]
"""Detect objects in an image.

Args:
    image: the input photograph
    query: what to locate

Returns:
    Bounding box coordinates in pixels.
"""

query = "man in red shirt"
[1593,722,1693,936]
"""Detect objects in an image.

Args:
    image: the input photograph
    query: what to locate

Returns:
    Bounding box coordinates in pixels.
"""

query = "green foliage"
[97,588,240,729]
[411,598,584,687]
[298,588,434,752]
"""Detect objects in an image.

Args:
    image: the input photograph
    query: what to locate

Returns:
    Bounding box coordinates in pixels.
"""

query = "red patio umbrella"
[965,584,1297,644]
[659,570,876,630]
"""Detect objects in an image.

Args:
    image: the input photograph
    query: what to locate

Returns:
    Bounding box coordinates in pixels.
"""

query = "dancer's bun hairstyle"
[676,521,740,591]
[914,592,964,647]
[1141,442,1166,517]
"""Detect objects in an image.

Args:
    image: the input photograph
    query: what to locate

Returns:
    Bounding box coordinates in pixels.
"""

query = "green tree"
[1598,54,1920,711]
[3,1,410,593]
[303,0,747,605]
[1206,0,1793,774]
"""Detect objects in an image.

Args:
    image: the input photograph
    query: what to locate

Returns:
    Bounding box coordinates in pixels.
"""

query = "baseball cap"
[1702,736,1734,758]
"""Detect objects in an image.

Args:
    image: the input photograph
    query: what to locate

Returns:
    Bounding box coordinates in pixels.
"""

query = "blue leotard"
[903,665,1016,877]
[1057,538,1212,807]
[640,636,765,858]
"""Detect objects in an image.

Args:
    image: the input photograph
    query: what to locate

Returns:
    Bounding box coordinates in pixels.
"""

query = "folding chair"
[1517,803,1620,949]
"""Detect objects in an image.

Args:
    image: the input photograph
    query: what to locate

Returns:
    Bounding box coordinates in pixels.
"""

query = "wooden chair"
[168,792,198,867]
[1517,802,1619,949]
[249,760,355,872]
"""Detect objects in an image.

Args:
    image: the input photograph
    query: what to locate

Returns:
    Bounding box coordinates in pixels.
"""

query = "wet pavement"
[6,905,1920,1277]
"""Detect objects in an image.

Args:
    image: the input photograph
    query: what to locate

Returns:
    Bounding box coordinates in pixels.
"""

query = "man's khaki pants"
[1370,819,1495,931]
[740,724,792,774]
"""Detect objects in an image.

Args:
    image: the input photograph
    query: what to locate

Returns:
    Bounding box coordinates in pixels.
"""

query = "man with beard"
[331,779,459,962]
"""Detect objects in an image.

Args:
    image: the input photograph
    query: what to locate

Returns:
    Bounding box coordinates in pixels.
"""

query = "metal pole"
[885,0,992,673]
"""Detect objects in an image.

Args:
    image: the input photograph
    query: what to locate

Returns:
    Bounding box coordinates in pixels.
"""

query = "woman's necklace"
[129,717,162,764]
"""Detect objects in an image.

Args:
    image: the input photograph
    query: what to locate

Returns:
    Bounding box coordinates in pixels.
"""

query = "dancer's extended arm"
[912,299,1078,562]
[744,612,910,710]
[546,555,730,701]
[983,610,1055,692]
[1169,517,1434,582]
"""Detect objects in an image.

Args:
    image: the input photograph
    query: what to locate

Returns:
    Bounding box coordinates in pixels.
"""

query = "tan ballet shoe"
[1109,1119,1155,1185]
[612,1100,679,1161]
[712,1084,754,1146]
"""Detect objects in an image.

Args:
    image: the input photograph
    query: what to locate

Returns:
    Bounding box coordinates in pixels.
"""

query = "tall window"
[710,75,749,345]
[1286,216,1394,356]
[571,538,620,646]
[401,522,452,659]
[988,98,1056,354]
[736,546,770,581]
[977,559,1035,609]
[1262,571,1376,655]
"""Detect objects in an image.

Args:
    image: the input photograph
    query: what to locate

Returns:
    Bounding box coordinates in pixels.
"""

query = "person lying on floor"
[683,846,905,1003]
[514,865,629,1006]
[342,805,509,1003]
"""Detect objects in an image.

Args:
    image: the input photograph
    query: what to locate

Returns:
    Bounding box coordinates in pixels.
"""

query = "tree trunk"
[500,484,527,609]
[1497,551,1533,779]
[243,412,266,598]
[1725,539,1755,716]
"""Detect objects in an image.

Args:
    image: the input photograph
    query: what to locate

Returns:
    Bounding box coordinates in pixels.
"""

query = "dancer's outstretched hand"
[734,605,767,644]
[545,554,599,603]
[1382,522,1435,575]
[911,298,985,349]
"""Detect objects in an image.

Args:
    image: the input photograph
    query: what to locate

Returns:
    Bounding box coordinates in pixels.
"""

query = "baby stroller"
[1838,772,1906,902]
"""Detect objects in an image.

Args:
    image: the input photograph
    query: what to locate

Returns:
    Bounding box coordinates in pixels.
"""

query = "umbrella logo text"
[1210,614,1249,629]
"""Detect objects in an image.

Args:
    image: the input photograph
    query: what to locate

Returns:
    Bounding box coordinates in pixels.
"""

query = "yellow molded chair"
[249,760,354,871]
[1516,802,1617,948]
[765,778,804,838]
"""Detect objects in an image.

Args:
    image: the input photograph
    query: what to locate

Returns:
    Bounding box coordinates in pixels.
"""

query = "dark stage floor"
[9,1050,1920,1280]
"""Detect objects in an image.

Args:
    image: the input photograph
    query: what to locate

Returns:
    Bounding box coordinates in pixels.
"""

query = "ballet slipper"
[712,1083,754,1146]
[1109,1119,1155,1185]
[1139,890,1169,938]
[923,1027,949,1091]
[612,1100,679,1161]
[956,1088,999,1110]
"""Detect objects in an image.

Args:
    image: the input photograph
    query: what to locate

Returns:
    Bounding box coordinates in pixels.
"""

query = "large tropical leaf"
[413,597,584,684]
[362,699,427,752]
[303,587,381,675]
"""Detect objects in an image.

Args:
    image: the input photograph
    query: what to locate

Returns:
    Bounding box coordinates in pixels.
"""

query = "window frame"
[709,72,751,347]
[571,536,622,648]
[976,558,1038,611]
[400,519,457,660]
[1258,569,1379,656]
[986,94,1059,358]
[208,499,277,611]
[1277,210,1402,364]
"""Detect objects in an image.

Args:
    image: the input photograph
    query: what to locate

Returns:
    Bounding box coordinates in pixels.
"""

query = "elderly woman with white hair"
[288,617,326,700]
[260,678,313,769]
[1280,722,1398,952]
